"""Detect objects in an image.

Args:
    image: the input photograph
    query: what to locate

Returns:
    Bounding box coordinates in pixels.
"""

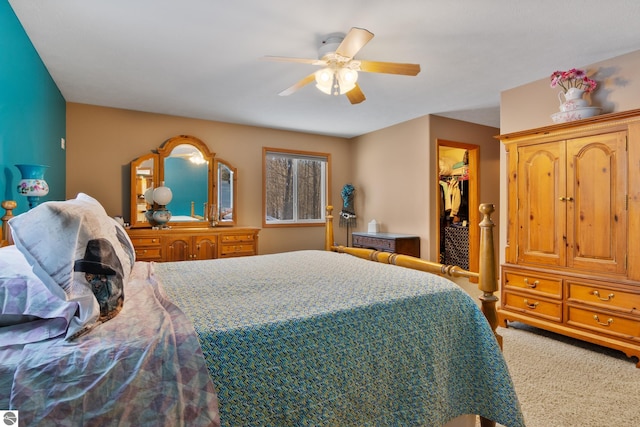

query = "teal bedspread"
[155,250,524,427]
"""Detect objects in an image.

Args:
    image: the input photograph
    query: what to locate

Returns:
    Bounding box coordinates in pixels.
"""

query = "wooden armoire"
[498,109,640,367]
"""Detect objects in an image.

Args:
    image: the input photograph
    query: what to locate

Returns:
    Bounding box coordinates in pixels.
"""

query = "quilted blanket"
[0,262,220,427]
[155,250,525,427]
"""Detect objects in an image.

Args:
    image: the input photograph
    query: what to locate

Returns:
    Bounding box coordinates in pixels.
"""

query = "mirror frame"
[129,135,237,228]
[129,152,158,228]
[213,158,237,226]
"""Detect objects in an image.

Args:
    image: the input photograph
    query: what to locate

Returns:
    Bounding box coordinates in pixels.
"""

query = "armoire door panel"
[566,131,627,274]
[517,142,566,267]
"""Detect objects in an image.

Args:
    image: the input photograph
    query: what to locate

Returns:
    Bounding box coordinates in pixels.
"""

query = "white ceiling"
[9,0,640,138]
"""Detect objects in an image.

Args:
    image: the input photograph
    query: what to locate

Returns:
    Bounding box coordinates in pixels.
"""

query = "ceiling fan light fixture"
[315,68,334,95]
[337,68,358,94]
[314,67,358,96]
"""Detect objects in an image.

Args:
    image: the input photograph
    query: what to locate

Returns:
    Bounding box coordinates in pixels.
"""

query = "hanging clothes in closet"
[439,152,470,266]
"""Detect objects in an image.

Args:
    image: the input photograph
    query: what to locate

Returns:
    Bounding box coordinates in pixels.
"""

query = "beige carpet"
[453,278,640,427]
[497,322,640,427]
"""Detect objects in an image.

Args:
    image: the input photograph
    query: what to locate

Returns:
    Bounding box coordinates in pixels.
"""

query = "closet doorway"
[437,140,479,279]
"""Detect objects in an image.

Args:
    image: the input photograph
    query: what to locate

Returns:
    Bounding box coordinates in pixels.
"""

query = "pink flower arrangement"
[550,68,597,93]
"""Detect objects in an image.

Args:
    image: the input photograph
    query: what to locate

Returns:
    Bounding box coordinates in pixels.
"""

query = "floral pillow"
[0,245,79,345]
[9,193,135,339]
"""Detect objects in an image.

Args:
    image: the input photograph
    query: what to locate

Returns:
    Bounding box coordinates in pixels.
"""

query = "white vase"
[558,88,588,112]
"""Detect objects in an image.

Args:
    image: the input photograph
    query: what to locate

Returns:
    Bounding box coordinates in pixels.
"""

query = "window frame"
[262,147,331,228]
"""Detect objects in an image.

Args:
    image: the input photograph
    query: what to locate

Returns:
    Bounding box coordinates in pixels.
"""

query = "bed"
[0,195,524,427]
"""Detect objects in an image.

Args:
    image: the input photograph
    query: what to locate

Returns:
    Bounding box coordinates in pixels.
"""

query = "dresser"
[498,109,640,367]
[126,227,259,262]
[352,232,420,258]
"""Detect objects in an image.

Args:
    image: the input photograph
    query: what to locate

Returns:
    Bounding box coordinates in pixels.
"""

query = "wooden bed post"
[477,203,501,349]
[325,205,334,251]
[1,200,16,247]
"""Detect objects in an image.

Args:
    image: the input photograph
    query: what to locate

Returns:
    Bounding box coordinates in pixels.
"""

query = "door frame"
[437,139,480,280]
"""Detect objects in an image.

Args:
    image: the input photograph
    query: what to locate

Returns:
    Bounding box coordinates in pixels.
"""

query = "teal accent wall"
[1,1,66,215]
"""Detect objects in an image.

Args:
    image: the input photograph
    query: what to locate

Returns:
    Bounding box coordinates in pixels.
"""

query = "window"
[263,148,330,226]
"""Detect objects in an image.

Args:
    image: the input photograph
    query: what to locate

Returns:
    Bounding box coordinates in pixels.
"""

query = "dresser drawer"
[130,237,161,247]
[503,270,562,298]
[567,306,640,339]
[352,233,420,257]
[221,233,255,244]
[220,243,255,257]
[134,247,162,261]
[503,291,562,322]
[353,235,395,251]
[567,282,640,313]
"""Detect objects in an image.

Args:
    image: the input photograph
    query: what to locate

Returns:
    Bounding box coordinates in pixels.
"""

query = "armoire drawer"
[503,270,562,298]
[567,282,640,313]
[503,291,562,322]
[567,306,640,340]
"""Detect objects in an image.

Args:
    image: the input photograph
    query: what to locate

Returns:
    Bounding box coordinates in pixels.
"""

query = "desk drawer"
[503,291,562,322]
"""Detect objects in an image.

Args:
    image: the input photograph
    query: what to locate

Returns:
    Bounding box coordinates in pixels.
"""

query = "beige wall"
[66,103,351,254]
[500,49,640,134]
[350,115,500,261]
[64,49,640,271]
[498,49,640,263]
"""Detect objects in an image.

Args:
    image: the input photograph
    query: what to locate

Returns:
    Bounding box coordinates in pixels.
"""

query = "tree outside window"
[263,148,330,226]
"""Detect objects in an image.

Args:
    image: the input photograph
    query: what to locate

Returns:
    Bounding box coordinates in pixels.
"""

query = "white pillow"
[9,193,135,339]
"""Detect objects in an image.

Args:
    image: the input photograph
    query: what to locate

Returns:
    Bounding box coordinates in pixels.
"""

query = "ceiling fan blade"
[278,73,317,96]
[261,56,325,66]
[345,83,366,104]
[358,60,421,76]
[336,27,374,59]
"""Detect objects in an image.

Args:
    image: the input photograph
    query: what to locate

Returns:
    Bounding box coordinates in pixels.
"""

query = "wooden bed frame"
[1,200,500,427]
[325,203,500,346]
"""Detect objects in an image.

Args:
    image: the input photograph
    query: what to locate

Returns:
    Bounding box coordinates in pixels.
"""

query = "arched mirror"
[129,135,237,228]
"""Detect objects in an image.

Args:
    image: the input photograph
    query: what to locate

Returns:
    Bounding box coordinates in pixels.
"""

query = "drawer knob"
[523,299,539,309]
[524,278,539,288]
[592,290,615,302]
[593,315,613,327]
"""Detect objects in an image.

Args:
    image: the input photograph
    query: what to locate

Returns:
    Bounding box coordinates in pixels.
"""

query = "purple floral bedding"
[0,262,220,427]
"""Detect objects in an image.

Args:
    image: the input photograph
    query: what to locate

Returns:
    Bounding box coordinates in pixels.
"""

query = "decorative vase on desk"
[15,164,49,209]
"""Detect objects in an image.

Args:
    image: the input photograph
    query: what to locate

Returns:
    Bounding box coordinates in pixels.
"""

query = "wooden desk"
[352,232,420,258]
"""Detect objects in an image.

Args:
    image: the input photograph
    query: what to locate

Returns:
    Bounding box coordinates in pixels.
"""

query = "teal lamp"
[15,164,50,209]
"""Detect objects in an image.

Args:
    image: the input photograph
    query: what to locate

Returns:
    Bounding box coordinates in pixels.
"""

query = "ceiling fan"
[261,27,421,104]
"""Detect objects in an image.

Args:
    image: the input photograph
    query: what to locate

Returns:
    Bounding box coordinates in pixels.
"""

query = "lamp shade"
[153,184,173,206]
[143,187,155,204]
